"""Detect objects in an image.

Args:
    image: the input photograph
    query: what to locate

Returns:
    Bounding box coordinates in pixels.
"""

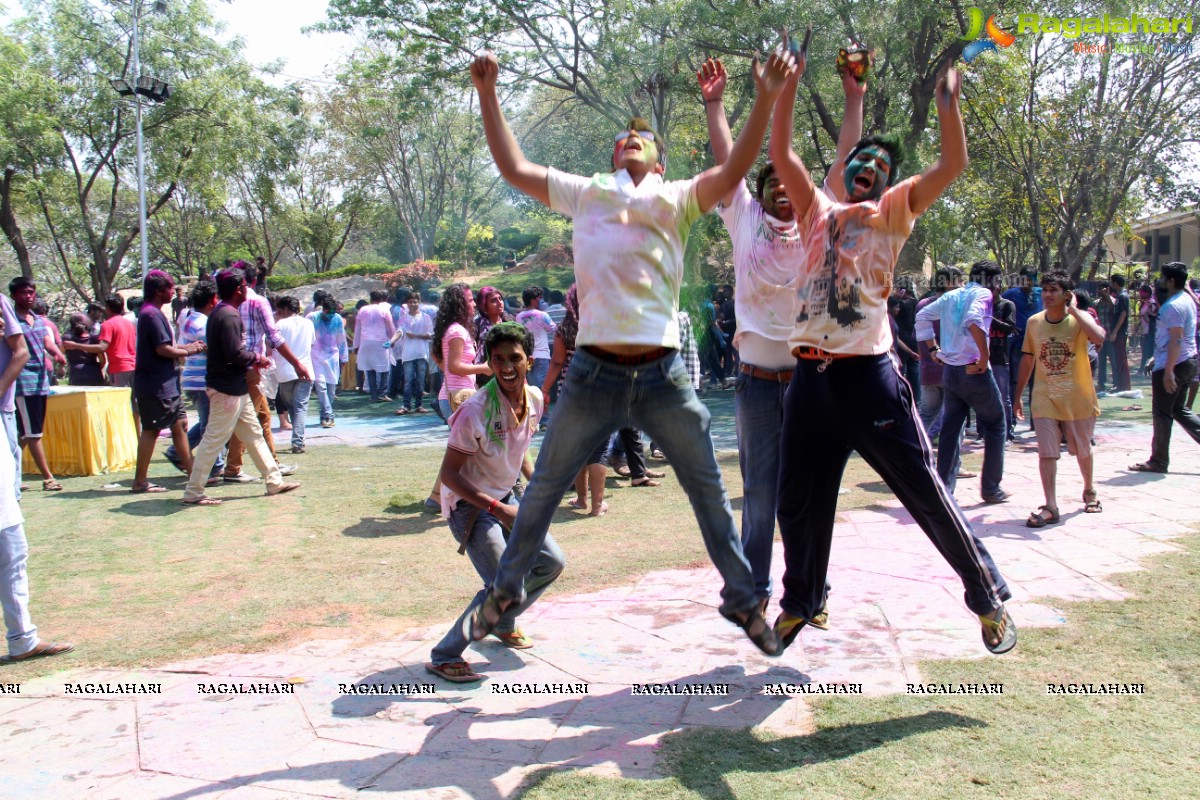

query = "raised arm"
[908,67,968,217]
[766,46,818,222]
[698,58,737,208]
[694,48,796,214]
[827,71,866,202]
[470,53,550,207]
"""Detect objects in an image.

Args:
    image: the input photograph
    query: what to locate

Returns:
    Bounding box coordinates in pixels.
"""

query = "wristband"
[487,498,500,514]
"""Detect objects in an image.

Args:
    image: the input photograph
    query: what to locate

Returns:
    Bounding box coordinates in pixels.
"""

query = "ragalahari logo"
[960,8,1017,61]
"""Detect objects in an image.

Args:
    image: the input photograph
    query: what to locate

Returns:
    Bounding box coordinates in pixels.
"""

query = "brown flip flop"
[1,641,75,664]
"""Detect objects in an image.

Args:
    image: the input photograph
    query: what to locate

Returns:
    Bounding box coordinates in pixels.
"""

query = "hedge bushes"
[265,261,450,292]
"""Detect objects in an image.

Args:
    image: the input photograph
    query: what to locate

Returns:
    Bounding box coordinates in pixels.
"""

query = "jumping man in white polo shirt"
[464,46,797,656]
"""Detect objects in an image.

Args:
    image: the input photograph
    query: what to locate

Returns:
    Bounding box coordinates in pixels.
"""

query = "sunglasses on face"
[614,130,657,144]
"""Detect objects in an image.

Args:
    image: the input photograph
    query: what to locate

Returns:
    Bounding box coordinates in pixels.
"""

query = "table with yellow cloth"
[340,350,359,392]
[22,385,137,477]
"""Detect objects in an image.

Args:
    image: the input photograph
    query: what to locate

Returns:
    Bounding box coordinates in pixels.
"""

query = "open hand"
[753,43,797,98]
[697,57,726,102]
[469,52,500,93]
[935,66,961,110]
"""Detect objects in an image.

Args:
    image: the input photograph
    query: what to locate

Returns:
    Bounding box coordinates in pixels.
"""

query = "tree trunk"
[0,169,32,279]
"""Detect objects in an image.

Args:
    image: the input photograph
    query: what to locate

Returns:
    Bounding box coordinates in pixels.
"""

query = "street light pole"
[131,0,150,283]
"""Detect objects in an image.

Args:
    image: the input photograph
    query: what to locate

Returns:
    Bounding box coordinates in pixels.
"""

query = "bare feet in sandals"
[425,661,483,683]
[567,498,588,510]
[1083,489,1102,513]
[589,501,609,517]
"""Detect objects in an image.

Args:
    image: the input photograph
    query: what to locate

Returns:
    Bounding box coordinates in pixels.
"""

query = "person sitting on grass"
[1013,271,1106,527]
[425,322,564,683]
[464,43,797,656]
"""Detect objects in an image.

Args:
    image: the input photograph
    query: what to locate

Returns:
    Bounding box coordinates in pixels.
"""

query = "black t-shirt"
[989,297,1016,366]
[66,333,105,386]
[1113,291,1130,337]
[135,305,179,399]
[895,294,918,348]
[205,303,256,396]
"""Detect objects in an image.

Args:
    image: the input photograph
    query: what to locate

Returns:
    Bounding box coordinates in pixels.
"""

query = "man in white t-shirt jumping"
[699,45,864,620]
[464,46,797,656]
[426,322,564,683]
[768,60,1016,656]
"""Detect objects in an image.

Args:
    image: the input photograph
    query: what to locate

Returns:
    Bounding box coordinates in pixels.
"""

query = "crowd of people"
[4,34,1198,677]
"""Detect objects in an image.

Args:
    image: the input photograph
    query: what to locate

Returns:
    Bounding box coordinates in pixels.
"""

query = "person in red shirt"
[64,295,139,430]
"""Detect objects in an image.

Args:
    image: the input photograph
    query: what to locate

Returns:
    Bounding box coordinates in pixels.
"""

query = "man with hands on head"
[1012,272,1106,528]
[697,34,863,620]
[768,53,1017,656]
[464,42,797,656]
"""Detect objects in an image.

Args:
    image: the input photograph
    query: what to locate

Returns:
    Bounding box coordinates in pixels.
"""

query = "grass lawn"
[11,386,1197,799]
[517,535,1200,800]
[9,429,881,679]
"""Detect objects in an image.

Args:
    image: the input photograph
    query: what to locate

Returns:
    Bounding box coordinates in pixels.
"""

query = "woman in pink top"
[432,283,492,421]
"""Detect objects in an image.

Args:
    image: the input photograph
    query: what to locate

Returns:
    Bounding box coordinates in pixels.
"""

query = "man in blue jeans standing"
[916,260,1010,504]
[463,46,798,655]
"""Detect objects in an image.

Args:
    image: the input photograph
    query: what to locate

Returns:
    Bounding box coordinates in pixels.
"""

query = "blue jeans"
[388,362,405,398]
[938,365,1006,498]
[366,370,390,401]
[403,359,428,410]
[529,357,551,424]
[431,495,565,665]
[919,384,944,440]
[166,390,223,477]
[1,522,37,657]
[992,363,1012,436]
[315,380,336,422]
[733,368,789,602]
[2,411,19,501]
[494,347,757,615]
[277,379,312,448]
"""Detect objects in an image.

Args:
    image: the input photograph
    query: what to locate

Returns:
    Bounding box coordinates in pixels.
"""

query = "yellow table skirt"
[23,386,138,477]
[340,351,359,391]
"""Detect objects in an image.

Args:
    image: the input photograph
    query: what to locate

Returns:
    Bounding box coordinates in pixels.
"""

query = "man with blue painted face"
[463,45,798,656]
[767,62,1017,657]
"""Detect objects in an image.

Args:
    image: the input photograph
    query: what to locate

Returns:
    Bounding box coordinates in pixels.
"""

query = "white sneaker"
[277,463,298,476]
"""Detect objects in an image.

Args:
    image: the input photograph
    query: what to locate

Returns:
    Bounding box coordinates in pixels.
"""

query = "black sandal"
[773,613,808,652]
[1083,489,1103,513]
[720,606,780,656]
[979,606,1018,655]
[465,591,509,642]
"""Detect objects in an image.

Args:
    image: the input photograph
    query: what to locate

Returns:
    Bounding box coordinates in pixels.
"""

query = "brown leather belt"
[582,346,675,365]
[792,347,858,361]
[739,363,794,383]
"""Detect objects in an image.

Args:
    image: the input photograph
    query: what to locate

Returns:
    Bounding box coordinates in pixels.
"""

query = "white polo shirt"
[547,168,699,349]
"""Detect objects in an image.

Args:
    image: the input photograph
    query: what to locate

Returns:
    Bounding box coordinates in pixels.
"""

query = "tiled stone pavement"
[2,415,1195,798]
